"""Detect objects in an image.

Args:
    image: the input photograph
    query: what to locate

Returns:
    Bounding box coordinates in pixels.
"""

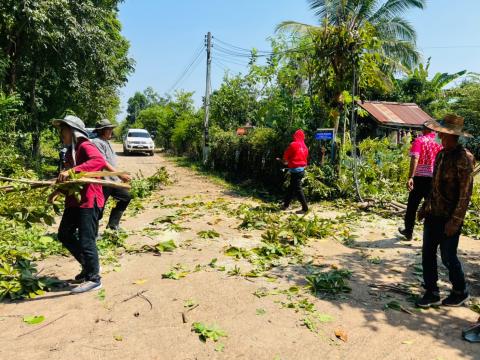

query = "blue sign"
[315,129,334,141]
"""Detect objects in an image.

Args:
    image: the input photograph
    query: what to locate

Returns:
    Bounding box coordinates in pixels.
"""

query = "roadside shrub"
[171,113,203,159]
[208,127,287,188]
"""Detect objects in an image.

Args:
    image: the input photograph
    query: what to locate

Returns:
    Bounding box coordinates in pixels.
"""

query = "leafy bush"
[207,127,287,188]
[171,113,203,158]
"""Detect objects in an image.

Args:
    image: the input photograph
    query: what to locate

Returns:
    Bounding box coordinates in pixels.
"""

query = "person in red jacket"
[49,115,107,294]
[280,129,309,213]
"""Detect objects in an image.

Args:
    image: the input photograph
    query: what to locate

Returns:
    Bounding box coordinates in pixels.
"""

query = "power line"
[169,51,205,94]
[213,53,251,67]
[214,37,277,55]
[212,60,228,73]
[214,59,247,72]
[212,50,254,64]
[422,45,480,49]
[213,36,316,57]
[214,44,257,58]
[167,42,205,94]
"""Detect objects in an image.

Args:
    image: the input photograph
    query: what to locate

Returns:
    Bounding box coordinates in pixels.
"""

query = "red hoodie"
[65,138,107,209]
[283,129,309,168]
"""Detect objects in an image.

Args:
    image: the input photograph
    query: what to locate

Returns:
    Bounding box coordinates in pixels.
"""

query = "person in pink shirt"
[48,115,107,294]
[399,124,443,240]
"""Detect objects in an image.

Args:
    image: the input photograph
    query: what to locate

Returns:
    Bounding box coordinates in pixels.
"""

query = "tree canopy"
[0,0,134,156]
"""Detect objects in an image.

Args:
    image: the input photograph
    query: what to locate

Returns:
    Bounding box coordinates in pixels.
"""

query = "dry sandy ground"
[1,144,479,360]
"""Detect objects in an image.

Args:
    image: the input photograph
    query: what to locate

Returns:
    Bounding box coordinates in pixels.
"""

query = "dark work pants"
[102,186,132,228]
[422,216,466,293]
[58,205,101,282]
[404,176,432,236]
[284,171,308,211]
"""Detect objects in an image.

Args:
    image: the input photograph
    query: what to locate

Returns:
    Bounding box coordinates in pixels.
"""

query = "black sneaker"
[68,270,86,284]
[296,208,309,214]
[70,266,102,284]
[442,291,470,307]
[416,291,441,308]
[398,228,412,241]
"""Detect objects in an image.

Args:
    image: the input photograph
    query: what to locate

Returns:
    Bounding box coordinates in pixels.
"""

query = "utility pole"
[203,32,212,164]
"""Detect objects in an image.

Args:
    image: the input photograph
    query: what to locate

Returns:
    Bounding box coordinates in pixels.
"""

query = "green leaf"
[208,258,218,268]
[192,322,227,342]
[23,315,45,325]
[256,308,266,315]
[384,300,402,311]
[155,240,177,253]
[197,230,220,239]
[215,343,225,352]
[316,313,334,323]
[184,299,198,308]
[96,289,106,301]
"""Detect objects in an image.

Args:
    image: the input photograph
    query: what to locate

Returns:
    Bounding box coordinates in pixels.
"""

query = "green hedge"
[207,127,288,187]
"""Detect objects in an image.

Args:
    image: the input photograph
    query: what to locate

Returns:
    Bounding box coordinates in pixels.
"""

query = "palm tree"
[278,0,426,69]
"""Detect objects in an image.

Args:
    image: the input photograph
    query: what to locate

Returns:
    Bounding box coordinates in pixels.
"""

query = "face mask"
[435,133,442,145]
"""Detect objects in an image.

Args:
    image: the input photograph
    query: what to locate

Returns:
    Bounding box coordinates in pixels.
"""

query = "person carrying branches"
[92,119,132,231]
[416,114,476,308]
[48,115,107,294]
[399,124,443,240]
[277,129,309,214]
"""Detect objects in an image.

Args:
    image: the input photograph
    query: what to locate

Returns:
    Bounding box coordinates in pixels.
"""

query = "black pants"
[404,176,432,236]
[422,216,466,293]
[102,187,132,227]
[58,205,102,282]
[284,171,308,211]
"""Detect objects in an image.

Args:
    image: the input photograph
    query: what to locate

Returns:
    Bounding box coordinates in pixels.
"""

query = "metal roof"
[358,101,433,129]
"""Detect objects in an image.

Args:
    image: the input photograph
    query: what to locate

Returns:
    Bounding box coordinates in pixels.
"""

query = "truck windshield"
[128,132,150,138]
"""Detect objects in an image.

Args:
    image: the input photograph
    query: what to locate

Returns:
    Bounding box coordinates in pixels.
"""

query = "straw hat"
[424,114,472,137]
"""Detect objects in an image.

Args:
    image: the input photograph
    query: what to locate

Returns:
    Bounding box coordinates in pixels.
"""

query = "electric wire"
[212,60,228,73]
[167,42,205,94]
[170,50,205,94]
[212,50,254,62]
[213,59,234,71]
[214,37,316,57]
[214,37,274,54]
[213,53,251,67]
[422,45,480,49]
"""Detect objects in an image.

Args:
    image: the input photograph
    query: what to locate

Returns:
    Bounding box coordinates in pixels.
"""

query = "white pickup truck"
[123,129,155,156]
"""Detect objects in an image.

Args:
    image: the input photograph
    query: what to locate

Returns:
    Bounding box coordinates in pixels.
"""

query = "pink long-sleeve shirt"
[65,138,107,208]
[409,132,443,177]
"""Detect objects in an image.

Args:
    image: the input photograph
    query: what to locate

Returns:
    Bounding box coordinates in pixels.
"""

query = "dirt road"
[1,144,479,360]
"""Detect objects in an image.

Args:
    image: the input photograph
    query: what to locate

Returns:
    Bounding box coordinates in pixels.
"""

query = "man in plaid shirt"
[416,115,475,308]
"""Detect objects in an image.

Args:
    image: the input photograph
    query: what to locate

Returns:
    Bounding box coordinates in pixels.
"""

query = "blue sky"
[118,0,480,119]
